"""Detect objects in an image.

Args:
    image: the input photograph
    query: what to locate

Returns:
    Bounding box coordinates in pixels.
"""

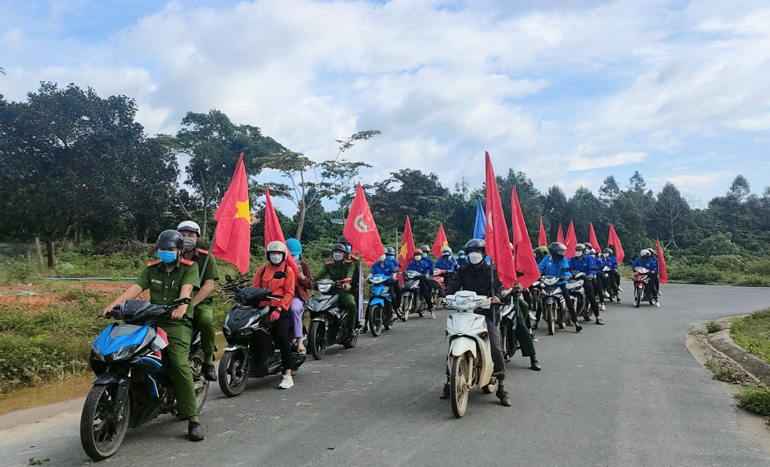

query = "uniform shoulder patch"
[147,260,161,267]
[197,248,209,255]
[180,259,195,266]
[325,260,334,265]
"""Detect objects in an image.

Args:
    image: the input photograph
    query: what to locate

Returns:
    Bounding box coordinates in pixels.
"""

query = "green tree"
[543,186,570,239]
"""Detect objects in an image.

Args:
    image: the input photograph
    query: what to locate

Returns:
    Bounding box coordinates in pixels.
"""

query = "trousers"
[157,318,197,420]
[289,297,304,339]
[271,311,294,371]
[192,302,215,362]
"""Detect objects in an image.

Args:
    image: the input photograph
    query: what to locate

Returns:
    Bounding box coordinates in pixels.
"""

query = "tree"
[568,187,604,242]
[599,175,621,206]
[265,131,379,239]
[651,182,694,255]
[543,186,570,239]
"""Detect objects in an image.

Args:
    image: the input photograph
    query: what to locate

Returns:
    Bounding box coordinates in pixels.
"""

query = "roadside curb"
[707,323,770,386]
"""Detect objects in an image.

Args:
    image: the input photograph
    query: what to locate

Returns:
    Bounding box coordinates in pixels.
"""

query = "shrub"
[735,385,770,417]
[731,309,770,364]
[706,321,721,333]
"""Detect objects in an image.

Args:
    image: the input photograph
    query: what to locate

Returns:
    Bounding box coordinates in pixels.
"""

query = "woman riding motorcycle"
[286,238,313,355]
[630,249,660,307]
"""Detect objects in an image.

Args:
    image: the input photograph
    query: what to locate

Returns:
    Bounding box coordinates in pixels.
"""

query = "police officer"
[441,239,511,407]
[316,243,358,338]
[102,230,204,441]
[337,235,363,326]
[177,221,219,381]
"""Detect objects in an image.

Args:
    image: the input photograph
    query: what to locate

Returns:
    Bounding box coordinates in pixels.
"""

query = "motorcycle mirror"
[273,271,287,280]
[225,274,233,282]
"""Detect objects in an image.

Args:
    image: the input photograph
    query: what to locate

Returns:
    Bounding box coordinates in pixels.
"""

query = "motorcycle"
[601,266,619,302]
[633,267,655,308]
[539,276,566,335]
[499,288,520,361]
[430,269,449,306]
[81,299,208,461]
[218,279,307,397]
[307,278,359,360]
[366,274,394,337]
[444,291,499,418]
[567,271,590,323]
[400,270,428,320]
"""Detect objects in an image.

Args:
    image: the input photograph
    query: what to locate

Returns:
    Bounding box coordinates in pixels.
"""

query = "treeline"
[2,83,770,284]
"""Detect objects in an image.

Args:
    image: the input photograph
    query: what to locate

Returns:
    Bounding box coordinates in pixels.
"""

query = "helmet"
[575,243,587,252]
[332,243,347,253]
[336,236,349,247]
[421,245,431,255]
[548,242,567,256]
[465,238,486,254]
[413,248,424,256]
[583,242,593,251]
[458,250,465,256]
[385,246,396,256]
[442,247,452,256]
[177,220,201,236]
[641,249,651,257]
[590,249,597,255]
[603,248,613,254]
[286,238,302,257]
[266,240,287,258]
[156,230,184,250]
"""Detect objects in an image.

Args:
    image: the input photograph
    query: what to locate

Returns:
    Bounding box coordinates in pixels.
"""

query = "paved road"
[1,282,770,467]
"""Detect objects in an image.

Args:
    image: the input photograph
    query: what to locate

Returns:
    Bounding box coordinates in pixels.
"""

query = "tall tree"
[543,186,570,240]
[651,182,694,255]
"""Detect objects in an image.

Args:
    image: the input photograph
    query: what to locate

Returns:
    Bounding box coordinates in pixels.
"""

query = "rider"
[384,247,402,314]
[434,246,457,283]
[316,243,358,337]
[584,243,606,312]
[252,241,297,389]
[533,246,549,264]
[569,244,604,325]
[101,230,204,441]
[364,250,398,330]
[441,239,511,407]
[630,249,660,306]
[406,248,436,319]
[286,238,313,355]
[538,242,583,332]
[177,221,219,382]
[601,248,620,302]
[337,235,363,326]
[510,282,541,371]
[456,250,469,267]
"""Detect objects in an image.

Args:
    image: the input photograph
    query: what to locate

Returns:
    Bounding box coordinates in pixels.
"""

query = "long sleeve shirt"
[538,256,571,284]
[252,262,296,311]
[407,258,433,275]
[569,255,596,276]
[294,260,314,301]
[434,256,456,272]
[630,257,658,273]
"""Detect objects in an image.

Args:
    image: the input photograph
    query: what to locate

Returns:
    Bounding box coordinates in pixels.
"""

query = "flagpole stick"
[200,231,217,282]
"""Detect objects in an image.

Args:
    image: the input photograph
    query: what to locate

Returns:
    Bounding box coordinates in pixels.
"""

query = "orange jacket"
[252,262,296,311]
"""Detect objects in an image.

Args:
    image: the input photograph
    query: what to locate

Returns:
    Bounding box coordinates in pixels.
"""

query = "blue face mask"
[386,255,394,261]
[158,250,177,264]
[346,246,352,253]
[293,254,300,262]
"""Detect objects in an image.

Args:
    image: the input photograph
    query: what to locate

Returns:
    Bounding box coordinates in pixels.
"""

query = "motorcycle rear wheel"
[80,384,130,461]
[189,349,209,410]
[450,355,471,418]
[369,304,383,337]
[218,350,249,397]
[309,321,327,360]
[342,329,358,349]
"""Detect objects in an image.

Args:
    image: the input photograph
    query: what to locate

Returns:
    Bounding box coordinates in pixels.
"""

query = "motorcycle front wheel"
[80,384,131,461]
[450,355,472,418]
[635,288,642,308]
[369,304,383,337]
[218,350,249,397]
[546,304,556,336]
[401,295,412,322]
[309,321,327,360]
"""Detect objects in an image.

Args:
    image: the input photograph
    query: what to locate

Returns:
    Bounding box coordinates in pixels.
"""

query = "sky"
[2,0,770,213]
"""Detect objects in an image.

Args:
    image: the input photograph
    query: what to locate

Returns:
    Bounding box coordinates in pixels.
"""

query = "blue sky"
[3,0,770,213]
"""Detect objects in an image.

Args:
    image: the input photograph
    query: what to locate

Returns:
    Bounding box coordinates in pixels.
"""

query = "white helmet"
[442,247,452,256]
[177,220,201,236]
[641,249,651,257]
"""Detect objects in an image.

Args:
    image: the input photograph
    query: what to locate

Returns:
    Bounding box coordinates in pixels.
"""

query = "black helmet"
[465,238,486,254]
[602,248,613,255]
[575,243,587,252]
[336,235,349,247]
[332,243,347,253]
[421,245,431,254]
[548,242,566,256]
[385,246,396,256]
[156,230,184,250]
[583,242,592,251]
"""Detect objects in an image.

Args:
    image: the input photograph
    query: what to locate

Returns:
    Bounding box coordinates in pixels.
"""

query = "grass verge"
[730,308,770,364]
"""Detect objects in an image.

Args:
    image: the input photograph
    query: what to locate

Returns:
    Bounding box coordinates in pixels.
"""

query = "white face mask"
[333,252,345,262]
[468,252,484,265]
[269,252,283,265]
[575,251,583,257]
[292,254,300,262]
[603,253,609,258]
[414,255,423,261]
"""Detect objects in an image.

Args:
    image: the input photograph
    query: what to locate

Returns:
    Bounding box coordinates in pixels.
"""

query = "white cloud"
[568,152,647,171]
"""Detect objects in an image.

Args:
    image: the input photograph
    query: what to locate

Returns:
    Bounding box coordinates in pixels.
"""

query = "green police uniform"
[316,259,357,331]
[190,248,219,363]
[136,258,200,420]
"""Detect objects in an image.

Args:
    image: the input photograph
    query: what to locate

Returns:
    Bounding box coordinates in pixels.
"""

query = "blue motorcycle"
[366,274,394,337]
[80,299,208,461]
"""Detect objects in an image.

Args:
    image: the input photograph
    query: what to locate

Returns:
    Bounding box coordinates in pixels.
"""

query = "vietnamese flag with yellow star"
[211,153,252,273]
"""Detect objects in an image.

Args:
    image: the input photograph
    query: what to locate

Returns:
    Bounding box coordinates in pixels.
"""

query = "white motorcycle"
[445,291,498,418]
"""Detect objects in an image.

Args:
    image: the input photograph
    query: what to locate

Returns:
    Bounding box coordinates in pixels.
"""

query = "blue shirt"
[371,261,397,277]
[630,257,658,273]
[435,256,456,272]
[407,258,433,275]
[538,256,571,284]
[601,256,618,270]
[569,255,595,275]
[456,256,469,267]
[385,258,401,272]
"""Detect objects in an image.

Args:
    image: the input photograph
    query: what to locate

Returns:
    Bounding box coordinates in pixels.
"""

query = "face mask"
[333,252,344,262]
[292,254,300,262]
[468,252,484,265]
[414,255,423,261]
[346,246,352,253]
[158,250,176,264]
[603,253,609,258]
[386,255,394,261]
[268,252,284,265]
[575,251,583,257]
[459,255,466,259]
[182,237,196,252]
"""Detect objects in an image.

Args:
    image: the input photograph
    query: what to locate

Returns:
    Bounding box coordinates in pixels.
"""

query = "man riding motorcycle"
[630,249,660,307]
[537,242,583,332]
[434,246,457,283]
[510,282,541,371]
[440,239,511,407]
[363,250,399,332]
[583,242,606,312]
[569,244,604,325]
[101,230,204,441]
[316,243,359,337]
[406,248,436,318]
[384,246,402,314]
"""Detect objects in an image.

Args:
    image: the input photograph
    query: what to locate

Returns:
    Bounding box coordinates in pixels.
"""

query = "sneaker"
[203,363,217,382]
[600,303,606,312]
[655,301,661,308]
[278,375,294,389]
[618,286,624,292]
[188,421,205,441]
[575,324,583,333]
[595,318,604,325]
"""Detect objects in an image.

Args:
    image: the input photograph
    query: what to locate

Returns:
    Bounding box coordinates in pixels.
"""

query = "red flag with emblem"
[565,221,578,258]
[608,223,625,263]
[484,152,517,289]
[589,222,601,251]
[398,216,415,266]
[343,184,384,267]
[538,218,547,247]
[511,187,541,288]
[263,187,298,274]
[432,224,449,258]
[657,239,667,284]
[211,153,251,273]
[557,224,565,244]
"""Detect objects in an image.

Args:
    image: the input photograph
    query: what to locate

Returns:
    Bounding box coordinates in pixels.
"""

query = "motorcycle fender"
[448,337,477,360]
[92,372,121,385]
[92,372,130,412]
[223,345,248,360]
[312,316,330,328]
[369,298,385,308]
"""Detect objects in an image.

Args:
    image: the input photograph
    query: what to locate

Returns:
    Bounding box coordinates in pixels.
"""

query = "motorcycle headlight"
[108,345,138,362]
[318,284,332,293]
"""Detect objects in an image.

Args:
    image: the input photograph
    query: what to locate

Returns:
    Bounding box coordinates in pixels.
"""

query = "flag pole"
[200,230,217,282]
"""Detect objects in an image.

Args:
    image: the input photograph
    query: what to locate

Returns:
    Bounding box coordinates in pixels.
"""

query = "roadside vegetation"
[730,309,770,364]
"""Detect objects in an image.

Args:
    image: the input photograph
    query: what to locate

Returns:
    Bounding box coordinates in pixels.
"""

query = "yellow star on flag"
[235,201,251,223]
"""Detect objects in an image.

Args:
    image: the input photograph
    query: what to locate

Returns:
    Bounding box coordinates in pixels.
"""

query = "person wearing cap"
[316,243,358,338]
[456,250,469,267]
[286,238,313,355]
[406,248,436,318]
[177,221,219,382]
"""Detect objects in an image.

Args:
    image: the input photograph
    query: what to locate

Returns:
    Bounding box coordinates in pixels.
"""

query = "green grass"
[730,309,770,364]
[735,384,770,418]
[706,321,722,333]
[704,358,751,385]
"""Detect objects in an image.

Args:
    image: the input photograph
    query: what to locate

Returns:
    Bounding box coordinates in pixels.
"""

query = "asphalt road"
[2,282,770,467]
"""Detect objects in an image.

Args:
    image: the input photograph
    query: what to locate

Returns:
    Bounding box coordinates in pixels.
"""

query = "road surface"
[1,282,769,466]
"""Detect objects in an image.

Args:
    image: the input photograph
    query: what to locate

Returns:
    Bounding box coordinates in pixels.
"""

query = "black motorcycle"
[600,265,619,302]
[539,276,567,335]
[499,289,520,361]
[566,271,589,323]
[400,270,427,320]
[307,279,359,360]
[218,276,307,397]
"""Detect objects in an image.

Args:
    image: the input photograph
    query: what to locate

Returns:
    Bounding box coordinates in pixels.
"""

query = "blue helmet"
[286,238,302,256]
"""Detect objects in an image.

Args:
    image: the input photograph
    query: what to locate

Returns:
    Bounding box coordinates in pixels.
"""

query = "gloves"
[269,310,281,323]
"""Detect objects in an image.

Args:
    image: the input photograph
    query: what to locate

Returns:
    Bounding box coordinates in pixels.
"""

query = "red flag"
[484,152,517,289]
[565,221,578,258]
[211,153,251,273]
[557,224,565,244]
[657,239,667,284]
[511,187,541,288]
[589,222,601,251]
[538,218,547,247]
[432,223,449,258]
[263,187,298,274]
[608,223,625,263]
[343,184,384,267]
[398,216,415,266]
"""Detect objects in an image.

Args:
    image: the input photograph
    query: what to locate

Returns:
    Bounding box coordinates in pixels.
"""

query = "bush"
[731,309,770,364]
[706,321,721,333]
[735,385,770,417]
[0,259,42,284]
